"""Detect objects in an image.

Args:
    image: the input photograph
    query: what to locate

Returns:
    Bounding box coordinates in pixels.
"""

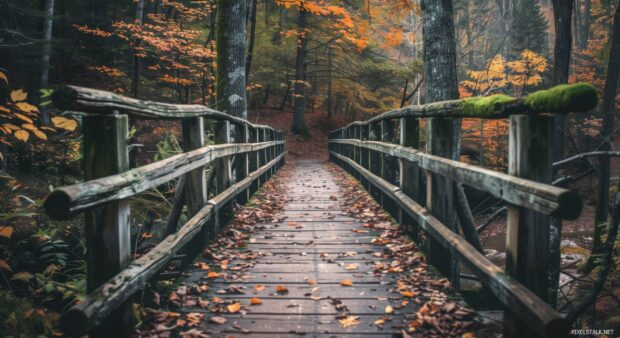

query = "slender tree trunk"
[216,0,248,118]
[590,0,620,270]
[39,0,54,124]
[581,0,591,50]
[291,5,308,134]
[245,0,258,79]
[131,0,145,99]
[327,46,333,122]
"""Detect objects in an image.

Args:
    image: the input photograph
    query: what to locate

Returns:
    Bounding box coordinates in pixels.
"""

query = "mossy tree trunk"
[216,0,247,118]
[39,0,54,124]
[292,4,308,134]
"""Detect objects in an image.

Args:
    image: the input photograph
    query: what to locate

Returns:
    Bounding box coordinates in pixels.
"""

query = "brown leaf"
[275,285,289,294]
[340,279,353,286]
[0,260,12,272]
[250,297,262,305]
[209,316,227,324]
[0,226,12,239]
[227,302,241,313]
[306,279,317,285]
[254,284,266,291]
[207,271,219,278]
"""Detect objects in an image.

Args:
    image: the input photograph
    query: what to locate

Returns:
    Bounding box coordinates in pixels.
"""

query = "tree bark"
[327,46,333,122]
[131,0,145,99]
[421,0,460,283]
[245,0,258,79]
[216,0,247,118]
[590,0,620,270]
[291,4,308,134]
[39,0,55,124]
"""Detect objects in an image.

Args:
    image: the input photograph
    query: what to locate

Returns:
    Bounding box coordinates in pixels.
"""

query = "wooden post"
[215,120,232,230]
[370,123,382,202]
[182,117,209,258]
[83,113,133,338]
[354,125,361,180]
[361,125,369,189]
[260,129,267,183]
[426,118,456,283]
[399,117,421,239]
[236,124,250,204]
[504,115,554,338]
[250,127,259,194]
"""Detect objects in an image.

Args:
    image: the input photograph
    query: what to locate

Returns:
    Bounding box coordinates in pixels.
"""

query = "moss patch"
[523,83,598,114]
[461,94,516,116]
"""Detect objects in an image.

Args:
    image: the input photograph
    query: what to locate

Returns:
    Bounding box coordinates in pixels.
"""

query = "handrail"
[52,85,276,129]
[44,141,284,219]
[59,152,285,337]
[331,83,597,134]
[330,151,568,338]
[330,139,581,220]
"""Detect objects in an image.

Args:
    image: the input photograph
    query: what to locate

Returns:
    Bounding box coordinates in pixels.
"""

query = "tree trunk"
[581,0,591,50]
[216,0,247,118]
[245,0,258,79]
[131,0,145,99]
[327,46,333,122]
[39,0,54,124]
[590,0,620,270]
[421,0,459,283]
[291,5,308,134]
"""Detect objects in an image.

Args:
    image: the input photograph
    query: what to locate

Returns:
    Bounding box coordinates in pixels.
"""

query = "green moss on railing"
[461,94,516,116]
[523,83,598,114]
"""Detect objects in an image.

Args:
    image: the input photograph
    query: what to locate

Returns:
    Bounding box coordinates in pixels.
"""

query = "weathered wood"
[453,183,484,253]
[399,117,421,238]
[504,115,555,338]
[164,175,186,236]
[236,124,250,204]
[59,152,285,337]
[330,151,569,338]
[215,120,232,230]
[330,83,598,134]
[330,139,581,220]
[52,85,274,129]
[82,113,133,338]
[43,141,283,219]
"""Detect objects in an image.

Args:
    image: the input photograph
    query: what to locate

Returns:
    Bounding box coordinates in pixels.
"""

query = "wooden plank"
[504,115,555,338]
[331,139,581,220]
[329,151,569,338]
[81,114,133,338]
[43,141,283,219]
[399,116,421,238]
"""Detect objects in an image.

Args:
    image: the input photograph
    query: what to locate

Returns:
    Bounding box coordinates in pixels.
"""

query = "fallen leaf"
[0,260,12,272]
[51,116,77,131]
[180,328,209,338]
[340,279,353,286]
[209,316,227,324]
[306,279,317,285]
[461,332,476,338]
[11,272,33,282]
[276,285,289,294]
[400,291,415,298]
[207,271,219,278]
[227,302,241,313]
[329,195,338,201]
[385,305,394,314]
[345,264,358,270]
[212,296,222,303]
[254,284,266,291]
[10,90,27,102]
[374,319,385,326]
[197,262,209,270]
[250,297,262,305]
[338,316,360,328]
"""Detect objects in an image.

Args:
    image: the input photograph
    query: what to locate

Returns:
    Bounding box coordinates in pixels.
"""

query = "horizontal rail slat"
[330,151,568,338]
[59,152,286,336]
[44,141,284,219]
[330,139,581,220]
[331,83,597,134]
[53,85,276,130]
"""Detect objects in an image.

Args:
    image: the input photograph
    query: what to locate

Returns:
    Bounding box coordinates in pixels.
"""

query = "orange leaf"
[0,226,13,239]
[306,279,316,285]
[0,259,12,272]
[15,102,38,114]
[344,264,358,270]
[254,284,266,291]
[250,297,262,305]
[275,285,288,294]
[227,302,241,313]
[207,271,219,278]
[400,291,415,298]
[340,279,353,286]
[338,315,360,328]
[14,130,29,142]
[10,90,27,102]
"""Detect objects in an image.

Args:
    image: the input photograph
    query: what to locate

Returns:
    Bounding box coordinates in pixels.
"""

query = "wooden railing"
[328,83,598,338]
[44,86,285,337]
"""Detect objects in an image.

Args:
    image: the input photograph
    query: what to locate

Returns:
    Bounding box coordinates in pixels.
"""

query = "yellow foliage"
[10,90,28,102]
[52,117,78,131]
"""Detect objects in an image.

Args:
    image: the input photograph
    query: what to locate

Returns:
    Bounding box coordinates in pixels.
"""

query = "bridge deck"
[138,161,478,337]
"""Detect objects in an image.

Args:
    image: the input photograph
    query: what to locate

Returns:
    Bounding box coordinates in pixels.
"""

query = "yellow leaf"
[52,117,77,131]
[0,106,10,113]
[0,226,13,239]
[0,71,8,84]
[15,102,38,114]
[338,316,360,328]
[14,130,29,142]
[385,305,394,314]
[10,90,27,102]
[33,129,47,140]
[15,114,33,124]
[250,297,262,305]
[344,264,358,270]
[374,319,385,326]
[227,302,241,313]
[340,279,353,286]
[3,123,20,131]
[0,259,11,272]
[21,124,37,131]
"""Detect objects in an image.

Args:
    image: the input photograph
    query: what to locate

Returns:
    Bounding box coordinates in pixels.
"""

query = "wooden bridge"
[43,83,598,337]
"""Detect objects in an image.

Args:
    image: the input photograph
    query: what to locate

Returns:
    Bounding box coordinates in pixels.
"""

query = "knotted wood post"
[182,117,209,257]
[426,118,456,283]
[504,115,554,338]
[236,124,250,204]
[399,117,421,240]
[215,120,232,231]
[82,112,133,338]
